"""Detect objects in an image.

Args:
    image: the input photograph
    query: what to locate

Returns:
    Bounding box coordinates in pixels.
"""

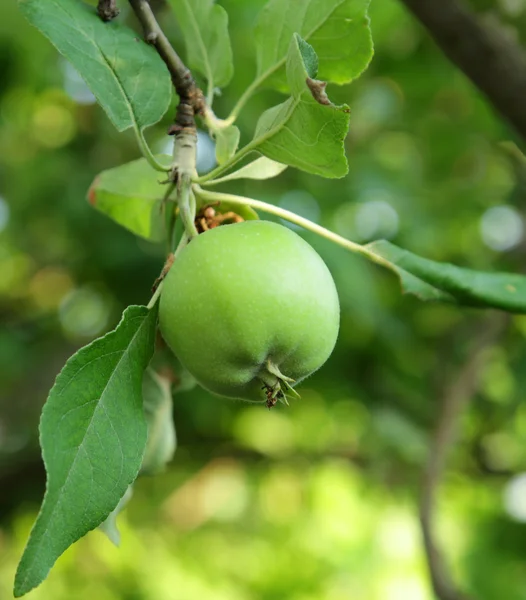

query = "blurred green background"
[2,0,526,598]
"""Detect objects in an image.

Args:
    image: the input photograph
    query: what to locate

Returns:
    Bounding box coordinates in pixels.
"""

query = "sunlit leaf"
[255,0,373,91]
[14,305,158,597]
[215,125,240,164]
[18,0,171,132]
[252,35,350,178]
[88,156,171,241]
[168,0,233,90]
[210,156,287,184]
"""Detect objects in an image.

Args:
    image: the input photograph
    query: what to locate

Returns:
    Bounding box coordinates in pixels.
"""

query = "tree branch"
[97,0,120,21]
[420,313,508,600]
[127,0,205,115]
[127,0,204,238]
[400,0,526,143]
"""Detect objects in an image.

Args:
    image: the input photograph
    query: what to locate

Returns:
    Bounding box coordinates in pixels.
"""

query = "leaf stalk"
[192,186,395,272]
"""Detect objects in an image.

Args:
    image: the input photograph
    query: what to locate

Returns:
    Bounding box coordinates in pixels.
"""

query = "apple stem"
[192,186,402,280]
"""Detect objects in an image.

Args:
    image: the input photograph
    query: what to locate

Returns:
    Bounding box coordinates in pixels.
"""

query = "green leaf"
[167,0,233,92]
[140,368,177,476]
[98,485,133,547]
[14,305,158,597]
[368,240,526,313]
[254,0,373,91]
[252,35,350,178]
[208,156,287,184]
[88,156,172,241]
[18,0,171,132]
[296,36,319,78]
[215,125,240,165]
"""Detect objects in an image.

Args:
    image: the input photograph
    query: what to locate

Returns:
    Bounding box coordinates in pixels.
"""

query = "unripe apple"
[159,220,339,405]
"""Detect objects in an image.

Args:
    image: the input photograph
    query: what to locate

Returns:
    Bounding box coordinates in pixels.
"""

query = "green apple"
[159,220,339,405]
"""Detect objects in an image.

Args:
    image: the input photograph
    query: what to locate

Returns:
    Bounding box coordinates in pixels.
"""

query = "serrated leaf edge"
[14,305,156,597]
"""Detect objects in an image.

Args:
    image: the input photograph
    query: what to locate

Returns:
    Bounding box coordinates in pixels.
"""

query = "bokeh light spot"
[59,287,111,339]
[481,431,522,472]
[233,409,294,455]
[480,205,524,251]
[259,468,303,523]
[196,130,216,174]
[350,79,403,138]
[378,577,428,600]
[499,0,526,16]
[28,266,74,312]
[503,473,526,522]
[355,198,399,241]
[378,509,419,560]
[200,463,248,522]
[333,193,400,242]
[33,103,76,148]
[0,251,34,297]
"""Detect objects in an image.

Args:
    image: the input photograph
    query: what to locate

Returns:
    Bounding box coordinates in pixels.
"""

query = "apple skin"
[159,220,340,403]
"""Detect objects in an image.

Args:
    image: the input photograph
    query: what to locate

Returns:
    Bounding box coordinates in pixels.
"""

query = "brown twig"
[127,0,205,116]
[127,0,205,200]
[420,313,508,600]
[400,0,526,143]
[97,0,120,21]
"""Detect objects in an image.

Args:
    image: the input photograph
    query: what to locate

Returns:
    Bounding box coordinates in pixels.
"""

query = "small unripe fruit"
[159,220,339,404]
